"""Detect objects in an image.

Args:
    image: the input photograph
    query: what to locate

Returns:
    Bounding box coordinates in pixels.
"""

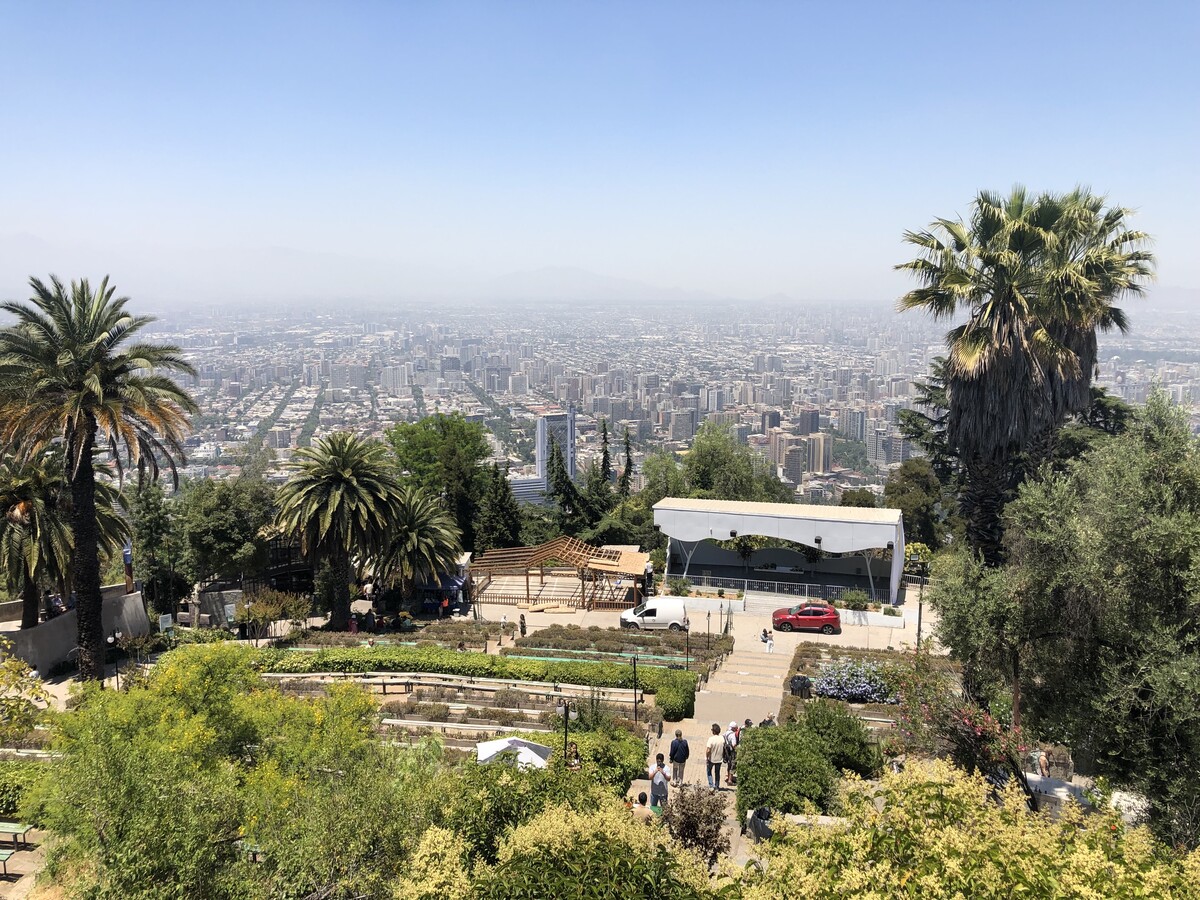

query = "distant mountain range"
[0,232,1194,312]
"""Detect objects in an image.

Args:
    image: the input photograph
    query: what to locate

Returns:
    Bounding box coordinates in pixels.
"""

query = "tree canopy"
[386,413,490,551]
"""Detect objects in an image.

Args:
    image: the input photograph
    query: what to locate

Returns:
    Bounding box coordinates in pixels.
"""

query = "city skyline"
[2,1,1198,306]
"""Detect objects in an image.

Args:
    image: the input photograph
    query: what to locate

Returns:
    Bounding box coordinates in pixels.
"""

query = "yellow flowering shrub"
[742,760,1200,900]
[392,826,472,900]
[477,800,713,898]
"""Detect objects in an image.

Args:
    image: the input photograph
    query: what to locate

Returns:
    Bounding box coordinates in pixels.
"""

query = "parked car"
[772,603,840,634]
[620,598,690,631]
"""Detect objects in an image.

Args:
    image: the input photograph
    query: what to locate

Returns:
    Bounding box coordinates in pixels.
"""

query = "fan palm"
[0,449,130,628]
[378,484,463,606]
[0,450,72,628]
[274,432,402,630]
[0,276,195,678]
[897,188,1152,563]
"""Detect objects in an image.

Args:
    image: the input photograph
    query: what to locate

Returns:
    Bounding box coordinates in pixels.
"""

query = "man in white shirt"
[648,753,672,808]
[705,722,726,788]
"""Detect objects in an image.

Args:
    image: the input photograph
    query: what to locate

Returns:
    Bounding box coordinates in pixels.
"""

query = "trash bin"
[799,675,812,700]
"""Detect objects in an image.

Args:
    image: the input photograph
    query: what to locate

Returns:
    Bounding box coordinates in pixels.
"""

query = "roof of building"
[651,496,901,525]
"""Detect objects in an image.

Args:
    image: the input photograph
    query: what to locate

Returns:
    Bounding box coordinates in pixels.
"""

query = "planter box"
[842,610,906,629]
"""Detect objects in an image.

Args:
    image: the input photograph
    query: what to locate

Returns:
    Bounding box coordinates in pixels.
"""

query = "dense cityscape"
[167,298,1200,501]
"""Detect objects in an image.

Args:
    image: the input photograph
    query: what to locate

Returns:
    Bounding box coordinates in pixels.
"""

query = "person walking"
[519,613,527,637]
[705,723,725,789]
[668,729,690,786]
[649,753,671,809]
[765,632,774,654]
[723,721,740,786]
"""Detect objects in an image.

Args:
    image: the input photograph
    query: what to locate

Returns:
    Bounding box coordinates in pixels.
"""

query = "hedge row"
[0,759,47,817]
[515,624,734,660]
[258,646,696,721]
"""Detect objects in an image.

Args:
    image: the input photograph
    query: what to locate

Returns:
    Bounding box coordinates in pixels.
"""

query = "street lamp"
[908,554,927,649]
[106,630,125,690]
[556,699,579,764]
[632,654,639,726]
[706,611,711,650]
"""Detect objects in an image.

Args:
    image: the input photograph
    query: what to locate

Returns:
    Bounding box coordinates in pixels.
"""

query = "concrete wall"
[0,599,23,623]
[10,586,150,675]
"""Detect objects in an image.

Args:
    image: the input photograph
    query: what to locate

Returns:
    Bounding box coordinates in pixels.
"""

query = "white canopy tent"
[475,737,554,770]
[652,497,907,604]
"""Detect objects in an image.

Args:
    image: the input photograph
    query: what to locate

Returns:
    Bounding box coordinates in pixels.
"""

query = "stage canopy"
[652,497,907,603]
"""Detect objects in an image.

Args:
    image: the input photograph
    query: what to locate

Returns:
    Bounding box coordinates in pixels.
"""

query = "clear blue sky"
[1,1,1197,305]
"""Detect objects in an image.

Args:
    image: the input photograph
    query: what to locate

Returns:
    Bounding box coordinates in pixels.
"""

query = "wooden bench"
[0,849,12,876]
[0,822,31,848]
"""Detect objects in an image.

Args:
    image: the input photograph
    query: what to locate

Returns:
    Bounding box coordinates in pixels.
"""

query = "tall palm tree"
[897,188,1152,563]
[274,432,402,630]
[378,484,463,607]
[0,276,196,678]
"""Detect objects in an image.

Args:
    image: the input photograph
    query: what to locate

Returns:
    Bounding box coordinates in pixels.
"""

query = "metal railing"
[684,575,857,602]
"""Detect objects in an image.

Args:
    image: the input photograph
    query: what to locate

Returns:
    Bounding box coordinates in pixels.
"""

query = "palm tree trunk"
[71,424,105,681]
[20,577,40,629]
[960,455,1011,567]
[329,552,351,631]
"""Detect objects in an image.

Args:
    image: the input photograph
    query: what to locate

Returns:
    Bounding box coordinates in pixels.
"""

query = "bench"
[0,849,11,876]
[0,822,31,848]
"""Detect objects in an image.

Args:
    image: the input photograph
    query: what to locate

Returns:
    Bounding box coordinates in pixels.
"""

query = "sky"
[1,1,1197,307]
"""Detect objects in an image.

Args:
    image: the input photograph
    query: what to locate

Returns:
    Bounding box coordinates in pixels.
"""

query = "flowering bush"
[813,660,900,704]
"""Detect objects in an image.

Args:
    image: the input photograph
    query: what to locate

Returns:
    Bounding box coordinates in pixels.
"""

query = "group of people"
[42,589,75,619]
[631,715,783,821]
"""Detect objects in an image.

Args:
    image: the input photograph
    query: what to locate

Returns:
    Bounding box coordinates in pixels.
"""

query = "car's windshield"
[631,603,646,615]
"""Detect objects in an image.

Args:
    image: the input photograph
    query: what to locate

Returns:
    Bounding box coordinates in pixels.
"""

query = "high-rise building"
[761,410,782,434]
[536,406,577,480]
[783,443,808,483]
[669,409,698,441]
[843,408,867,443]
[794,407,821,436]
[807,432,832,474]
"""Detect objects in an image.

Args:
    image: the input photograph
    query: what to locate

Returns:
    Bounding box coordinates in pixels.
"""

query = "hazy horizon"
[2,2,1197,308]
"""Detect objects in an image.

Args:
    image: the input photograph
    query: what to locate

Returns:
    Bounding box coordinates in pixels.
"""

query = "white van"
[620,599,690,631]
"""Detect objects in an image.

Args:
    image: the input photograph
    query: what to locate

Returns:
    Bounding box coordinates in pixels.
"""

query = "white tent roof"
[652,497,906,602]
[475,737,553,770]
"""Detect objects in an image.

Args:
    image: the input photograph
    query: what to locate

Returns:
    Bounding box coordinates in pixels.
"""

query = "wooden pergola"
[472,536,651,609]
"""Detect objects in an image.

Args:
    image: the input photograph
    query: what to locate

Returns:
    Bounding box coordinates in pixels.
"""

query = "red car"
[772,603,841,635]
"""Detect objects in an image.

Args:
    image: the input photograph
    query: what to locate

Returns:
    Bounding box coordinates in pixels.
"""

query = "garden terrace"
[276,619,516,651]
[778,642,959,731]
[257,645,697,720]
[505,624,734,676]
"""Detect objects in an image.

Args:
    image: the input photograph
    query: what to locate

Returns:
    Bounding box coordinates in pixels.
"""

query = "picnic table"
[0,821,31,849]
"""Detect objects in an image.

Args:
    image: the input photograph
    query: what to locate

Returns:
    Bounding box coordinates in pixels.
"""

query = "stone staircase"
[649,612,793,787]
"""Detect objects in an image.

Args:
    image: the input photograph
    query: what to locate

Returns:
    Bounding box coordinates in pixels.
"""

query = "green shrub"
[260,646,698,721]
[841,590,870,611]
[667,578,691,597]
[797,700,881,778]
[882,605,900,617]
[735,725,837,822]
[0,759,46,817]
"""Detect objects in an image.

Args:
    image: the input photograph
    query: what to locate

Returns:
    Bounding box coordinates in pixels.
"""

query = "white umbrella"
[475,737,554,770]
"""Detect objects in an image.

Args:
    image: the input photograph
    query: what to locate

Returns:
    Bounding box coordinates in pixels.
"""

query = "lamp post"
[632,654,639,726]
[908,554,927,649]
[106,630,124,690]
[556,699,579,764]
[706,611,711,650]
[685,619,690,670]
